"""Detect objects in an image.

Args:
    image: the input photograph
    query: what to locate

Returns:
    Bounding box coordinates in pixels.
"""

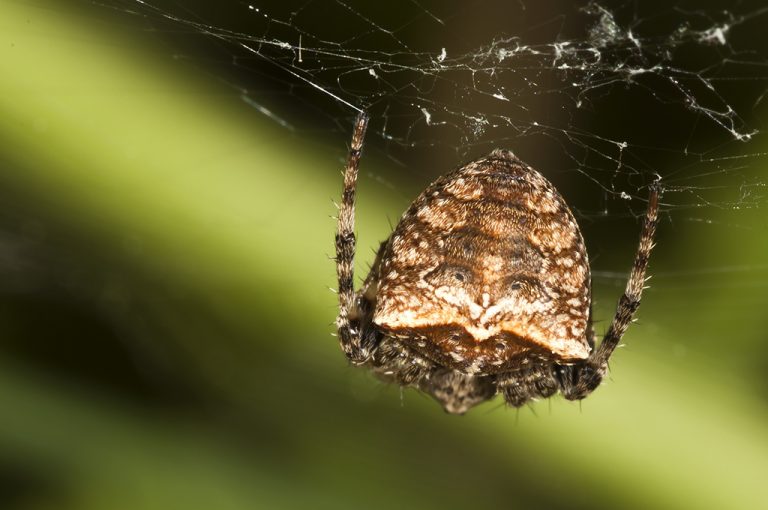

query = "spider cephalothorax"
[335,112,660,414]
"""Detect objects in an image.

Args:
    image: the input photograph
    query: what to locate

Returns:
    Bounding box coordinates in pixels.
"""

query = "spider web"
[95,0,768,217]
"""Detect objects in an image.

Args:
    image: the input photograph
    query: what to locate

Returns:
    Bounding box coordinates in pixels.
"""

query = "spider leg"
[335,112,370,363]
[563,182,661,399]
[371,338,495,414]
[497,364,558,408]
[596,183,661,364]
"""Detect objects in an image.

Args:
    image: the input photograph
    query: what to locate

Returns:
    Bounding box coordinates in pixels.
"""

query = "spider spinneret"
[335,112,660,414]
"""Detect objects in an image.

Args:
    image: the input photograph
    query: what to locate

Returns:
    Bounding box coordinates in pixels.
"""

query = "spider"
[335,112,660,414]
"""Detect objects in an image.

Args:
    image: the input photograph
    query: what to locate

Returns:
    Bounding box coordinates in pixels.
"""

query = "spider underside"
[335,113,660,414]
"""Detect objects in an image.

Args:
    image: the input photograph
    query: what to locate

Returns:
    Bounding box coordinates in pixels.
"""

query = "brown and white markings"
[335,112,660,414]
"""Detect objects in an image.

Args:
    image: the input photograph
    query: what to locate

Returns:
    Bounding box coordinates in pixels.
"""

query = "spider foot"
[558,362,606,401]
[338,321,379,365]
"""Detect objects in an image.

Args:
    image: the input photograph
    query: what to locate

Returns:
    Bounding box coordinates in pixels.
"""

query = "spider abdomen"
[373,149,592,375]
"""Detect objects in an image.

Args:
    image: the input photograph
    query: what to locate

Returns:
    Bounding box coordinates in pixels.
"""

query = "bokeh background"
[1,1,767,509]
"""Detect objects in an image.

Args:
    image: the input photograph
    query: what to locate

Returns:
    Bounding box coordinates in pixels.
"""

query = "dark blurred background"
[1,1,767,509]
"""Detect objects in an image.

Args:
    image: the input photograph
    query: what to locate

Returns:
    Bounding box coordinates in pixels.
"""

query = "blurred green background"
[1,1,767,509]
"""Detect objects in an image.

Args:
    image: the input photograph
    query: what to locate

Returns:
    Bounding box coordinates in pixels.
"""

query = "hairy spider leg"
[562,182,661,400]
[335,112,370,363]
